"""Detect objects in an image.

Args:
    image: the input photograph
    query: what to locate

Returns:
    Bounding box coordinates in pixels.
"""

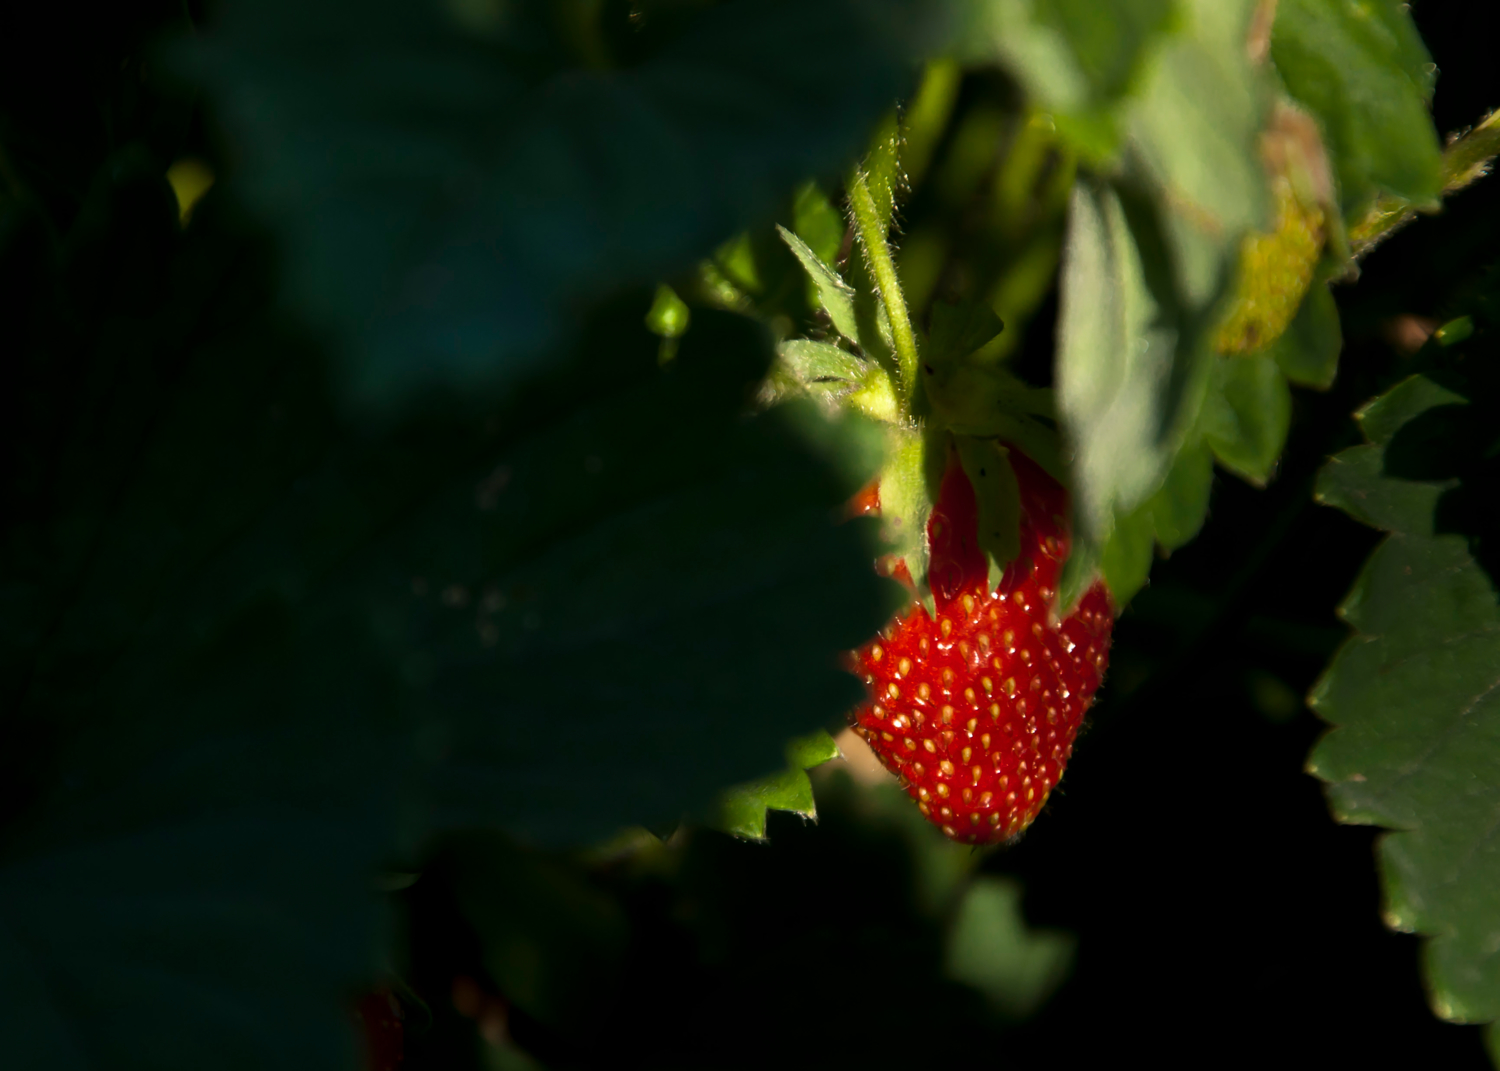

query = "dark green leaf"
[193,0,928,415]
[1272,0,1444,217]
[1201,353,1293,484]
[1311,371,1500,1029]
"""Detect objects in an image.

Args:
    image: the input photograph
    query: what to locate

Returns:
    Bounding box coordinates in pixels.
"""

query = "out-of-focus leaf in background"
[190,0,939,416]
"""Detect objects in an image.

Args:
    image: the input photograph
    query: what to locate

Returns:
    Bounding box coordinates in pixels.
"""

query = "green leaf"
[192,0,929,416]
[1147,434,1213,552]
[1266,281,1343,389]
[778,225,862,346]
[709,731,842,842]
[1100,499,1156,606]
[1310,372,1500,1030]
[1201,353,1293,484]
[945,876,1076,1020]
[955,437,1023,589]
[1272,0,1444,218]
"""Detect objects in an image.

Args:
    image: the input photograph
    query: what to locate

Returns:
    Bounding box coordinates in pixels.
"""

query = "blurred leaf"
[1056,179,1185,550]
[1057,0,1269,605]
[709,731,841,842]
[194,0,930,415]
[1126,0,1271,306]
[645,283,690,339]
[1311,369,1500,1029]
[447,833,628,1032]
[945,875,1076,1019]
[960,0,1174,157]
[1272,0,1444,218]
[1100,499,1156,606]
[1147,434,1213,552]
[0,166,403,1071]
[791,180,845,268]
[1267,280,1343,389]
[0,152,899,1065]
[1201,353,1293,485]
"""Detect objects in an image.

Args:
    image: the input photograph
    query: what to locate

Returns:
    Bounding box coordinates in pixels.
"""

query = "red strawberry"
[355,989,404,1071]
[850,448,1112,844]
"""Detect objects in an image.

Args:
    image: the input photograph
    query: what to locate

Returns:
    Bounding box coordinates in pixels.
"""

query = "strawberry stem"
[848,168,920,410]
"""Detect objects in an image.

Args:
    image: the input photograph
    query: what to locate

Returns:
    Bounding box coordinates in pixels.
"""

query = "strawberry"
[849,448,1112,844]
[355,989,405,1071]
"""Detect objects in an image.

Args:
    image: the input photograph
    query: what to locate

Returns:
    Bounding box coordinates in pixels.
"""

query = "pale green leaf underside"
[1311,374,1500,1028]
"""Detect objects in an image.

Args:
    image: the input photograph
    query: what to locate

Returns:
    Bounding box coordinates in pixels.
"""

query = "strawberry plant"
[4,1,1500,1068]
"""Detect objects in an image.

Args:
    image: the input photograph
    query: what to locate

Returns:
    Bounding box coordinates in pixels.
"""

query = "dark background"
[6,2,1499,1068]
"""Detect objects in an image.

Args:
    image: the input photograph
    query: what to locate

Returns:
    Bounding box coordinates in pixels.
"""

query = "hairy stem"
[1350,110,1500,258]
[848,168,920,406]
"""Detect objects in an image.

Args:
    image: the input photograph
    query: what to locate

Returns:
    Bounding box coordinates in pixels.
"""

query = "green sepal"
[926,297,1006,367]
[880,425,938,606]
[955,436,1023,591]
[779,339,869,386]
[774,340,899,424]
[1056,528,1102,620]
[708,730,842,842]
[777,224,862,346]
